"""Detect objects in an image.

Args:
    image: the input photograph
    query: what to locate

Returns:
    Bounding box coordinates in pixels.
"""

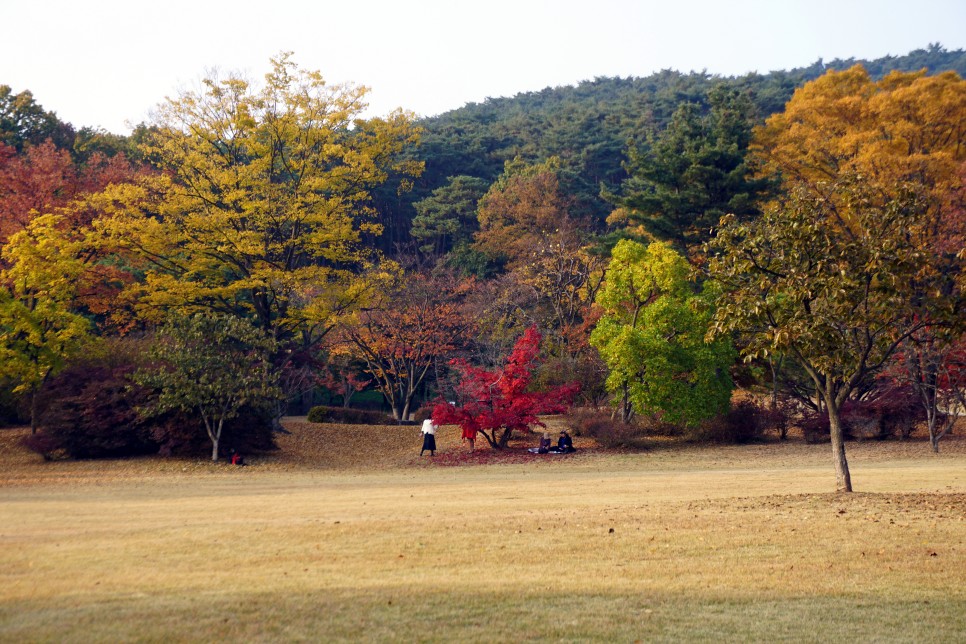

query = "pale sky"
[3,0,964,134]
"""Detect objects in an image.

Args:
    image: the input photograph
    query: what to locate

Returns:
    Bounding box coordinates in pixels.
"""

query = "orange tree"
[336,273,472,421]
[0,139,140,246]
[472,157,578,272]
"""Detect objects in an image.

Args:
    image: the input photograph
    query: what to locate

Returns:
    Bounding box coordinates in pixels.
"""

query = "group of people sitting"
[421,419,577,456]
[528,430,576,454]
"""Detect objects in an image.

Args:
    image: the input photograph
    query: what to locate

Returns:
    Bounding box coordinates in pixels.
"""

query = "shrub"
[867,385,923,439]
[306,405,394,425]
[564,408,649,449]
[37,363,157,459]
[800,411,832,444]
[147,406,277,458]
[21,431,68,461]
[36,336,278,460]
[695,399,775,444]
[800,385,925,443]
[636,414,687,437]
[0,377,27,427]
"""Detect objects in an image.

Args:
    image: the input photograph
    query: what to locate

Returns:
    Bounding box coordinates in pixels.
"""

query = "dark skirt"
[422,433,437,451]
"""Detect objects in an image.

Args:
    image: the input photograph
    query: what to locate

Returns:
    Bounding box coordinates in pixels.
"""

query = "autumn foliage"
[3,52,966,477]
[432,326,577,448]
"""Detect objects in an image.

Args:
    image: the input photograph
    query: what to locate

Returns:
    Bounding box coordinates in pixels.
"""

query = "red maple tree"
[432,326,578,449]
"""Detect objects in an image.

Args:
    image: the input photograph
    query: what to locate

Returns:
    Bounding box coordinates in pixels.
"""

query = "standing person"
[420,418,437,456]
[461,426,477,452]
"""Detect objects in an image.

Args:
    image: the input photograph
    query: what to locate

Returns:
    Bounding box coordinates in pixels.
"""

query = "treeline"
[373,42,966,254]
[0,46,964,490]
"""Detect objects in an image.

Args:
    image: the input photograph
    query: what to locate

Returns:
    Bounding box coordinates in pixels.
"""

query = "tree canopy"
[92,54,422,344]
[591,240,734,425]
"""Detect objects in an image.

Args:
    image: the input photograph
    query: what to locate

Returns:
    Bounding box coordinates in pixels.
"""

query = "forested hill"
[3,43,964,258]
[420,43,966,182]
[375,44,966,252]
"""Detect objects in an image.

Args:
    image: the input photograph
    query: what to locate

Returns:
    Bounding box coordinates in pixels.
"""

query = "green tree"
[0,85,74,151]
[605,85,765,249]
[410,175,489,258]
[135,313,279,462]
[707,181,934,492]
[590,240,734,424]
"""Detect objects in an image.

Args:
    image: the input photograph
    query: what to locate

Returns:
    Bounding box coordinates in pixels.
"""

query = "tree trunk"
[930,430,941,453]
[498,427,513,448]
[30,389,39,434]
[478,429,499,449]
[827,403,853,492]
[401,391,417,422]
[205,415,224,462]
[300,389,314,414]
[29,371,52,434]
[769,356,780,409]
[619,382,633,424]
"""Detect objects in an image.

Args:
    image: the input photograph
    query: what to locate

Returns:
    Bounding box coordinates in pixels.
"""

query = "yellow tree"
[0,214,91,430]
[92,54,422,346]
[751,65,966,227]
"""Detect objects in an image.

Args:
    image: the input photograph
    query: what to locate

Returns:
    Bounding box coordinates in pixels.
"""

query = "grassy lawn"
[1,422,965,642]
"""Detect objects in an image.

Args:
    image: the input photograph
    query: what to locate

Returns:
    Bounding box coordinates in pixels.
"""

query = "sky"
[3,0,965,134]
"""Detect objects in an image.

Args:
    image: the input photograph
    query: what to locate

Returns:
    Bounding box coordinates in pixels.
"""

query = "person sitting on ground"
[551,430,576,454]
[528,432,552,454]
[229,449,246,465]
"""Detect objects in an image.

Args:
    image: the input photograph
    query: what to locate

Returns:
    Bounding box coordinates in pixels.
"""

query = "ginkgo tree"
[91,53,422,347]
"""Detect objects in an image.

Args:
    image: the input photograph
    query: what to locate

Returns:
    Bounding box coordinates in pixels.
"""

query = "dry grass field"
[1,419,965,642]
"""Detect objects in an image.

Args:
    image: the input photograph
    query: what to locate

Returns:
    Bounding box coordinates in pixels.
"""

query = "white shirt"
[421,419,436,435]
